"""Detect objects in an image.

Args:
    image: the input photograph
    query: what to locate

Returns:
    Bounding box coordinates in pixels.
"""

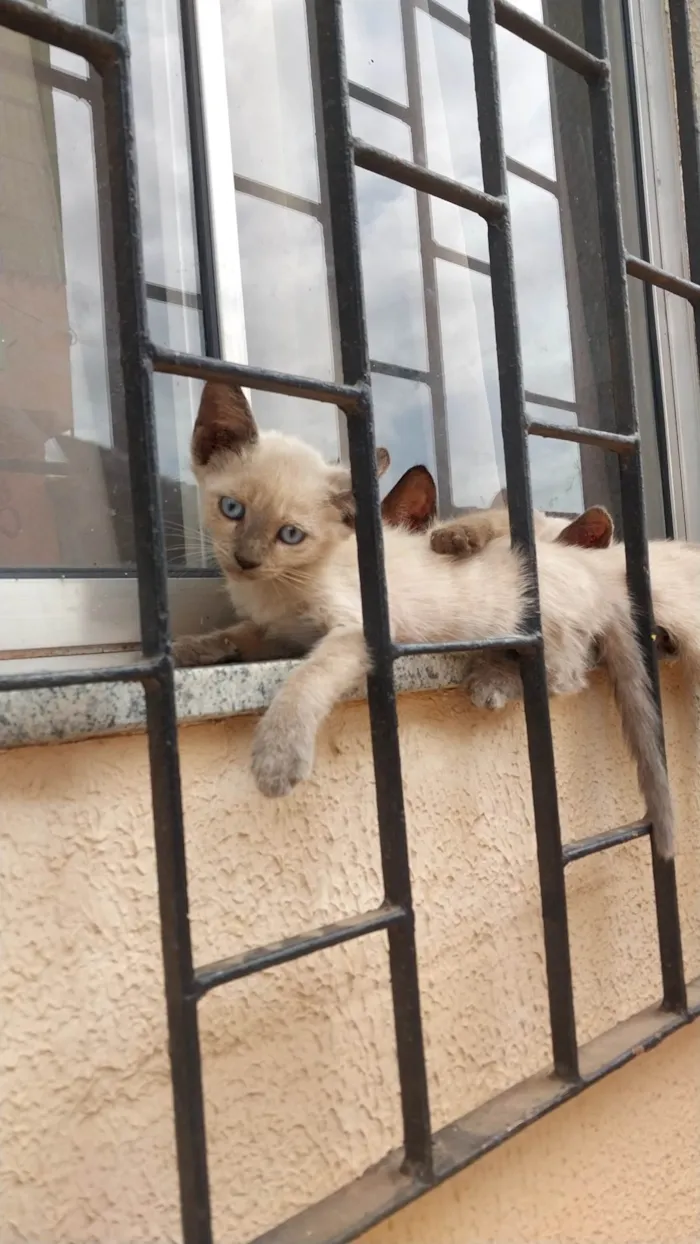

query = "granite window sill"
[0,653,472,750]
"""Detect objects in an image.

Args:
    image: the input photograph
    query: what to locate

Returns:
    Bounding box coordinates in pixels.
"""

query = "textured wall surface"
[2,661,699,1244]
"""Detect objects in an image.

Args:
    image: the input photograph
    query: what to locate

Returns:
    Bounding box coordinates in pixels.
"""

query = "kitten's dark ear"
[556,505,613,549]
[329,447,391,522]
[381,466,437,532]
[376,446,390,478]
[192,381,258,468]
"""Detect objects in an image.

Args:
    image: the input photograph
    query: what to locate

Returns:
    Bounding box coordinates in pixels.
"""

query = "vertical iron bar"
[100,6,214,1240]
[583,0,686,1012]
[314,0,433,1176]
[179,0,222,358]
[468,0,579,1078]
[399,0,454,513]
[304,0,348,463]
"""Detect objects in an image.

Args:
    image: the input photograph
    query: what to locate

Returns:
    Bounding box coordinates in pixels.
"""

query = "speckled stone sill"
[0,654,471,750]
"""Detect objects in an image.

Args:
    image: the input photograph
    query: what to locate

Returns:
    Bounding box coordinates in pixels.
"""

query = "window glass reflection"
[526,404,584,514]
[0,0,667,585]
[342,0,408,106]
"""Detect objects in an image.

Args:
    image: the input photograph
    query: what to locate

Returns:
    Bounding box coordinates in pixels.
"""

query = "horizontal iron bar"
[0,656,167,694]
[527,418,639,452]
[0,0,121,66]
[393,634,541,660]
[193,904,405,998]
[353,140,506,221]
[494,0,606,79]
[150,345,365,412]
[251,986,698,1244]
[563,821,651,864]
[626,253,700,304]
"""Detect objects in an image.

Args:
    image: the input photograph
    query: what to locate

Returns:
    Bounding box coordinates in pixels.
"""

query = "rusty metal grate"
[1,1,698,1242]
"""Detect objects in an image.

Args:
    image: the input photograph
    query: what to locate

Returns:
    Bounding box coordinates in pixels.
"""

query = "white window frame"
[625,0,700,540]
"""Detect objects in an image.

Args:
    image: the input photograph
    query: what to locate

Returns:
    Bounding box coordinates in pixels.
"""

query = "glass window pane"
[343,0,408,107]
[497,25,556,180]
[356,168,428,372]
[53,91,110,447]
[0,33,117,571]
[47,0,88,78]
[0,0,671,603]
[526,404,584,514]
[372,374,436,492]
[508,172,575,401]
[148,300,209,570]
[234,192,338,460]
[0,8,207,575]
[415,8,489,264]
[436,260,503,509]
[223,0,320,202]
[128,0,201,312]
[350,98,412,160]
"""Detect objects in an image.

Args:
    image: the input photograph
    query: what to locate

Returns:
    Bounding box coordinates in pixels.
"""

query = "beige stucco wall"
[2,661,699,1243]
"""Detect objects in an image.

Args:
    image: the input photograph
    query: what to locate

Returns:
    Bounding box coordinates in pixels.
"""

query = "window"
[3,3,698,1244]
[0,0,697,661]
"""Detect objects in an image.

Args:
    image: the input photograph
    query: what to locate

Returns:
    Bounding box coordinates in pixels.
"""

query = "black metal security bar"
[1,1,698,1243]
[469,0,579,1076]
[583,0,686,1011]
[316,3,434,1175]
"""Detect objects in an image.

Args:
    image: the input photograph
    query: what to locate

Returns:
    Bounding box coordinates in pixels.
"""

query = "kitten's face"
[192,381,388,583]
[199,435,359,582]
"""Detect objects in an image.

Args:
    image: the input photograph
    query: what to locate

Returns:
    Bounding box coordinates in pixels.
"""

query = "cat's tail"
[601,606,674,860]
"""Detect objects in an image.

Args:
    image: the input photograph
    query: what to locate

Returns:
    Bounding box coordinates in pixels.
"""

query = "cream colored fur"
[430,506,700,860]
[173,382,685,858]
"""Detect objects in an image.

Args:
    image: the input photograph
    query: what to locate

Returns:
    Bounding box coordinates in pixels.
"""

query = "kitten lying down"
[432,501,620,710]
[173,380,692,859]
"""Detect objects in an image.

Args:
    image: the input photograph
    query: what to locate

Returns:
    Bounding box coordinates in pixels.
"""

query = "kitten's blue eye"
[278,525,305,546]
[219,496,244,521]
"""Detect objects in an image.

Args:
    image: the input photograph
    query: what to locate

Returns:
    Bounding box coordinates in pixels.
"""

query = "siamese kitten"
[174,380,676,858]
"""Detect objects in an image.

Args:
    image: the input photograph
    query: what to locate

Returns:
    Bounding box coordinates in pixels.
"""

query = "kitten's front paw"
[430,525,481,558]
[171,638,204,668]
[251,710,314,797]
[464,659,518,710]
[468,683,509,711]
[171,635,240,668]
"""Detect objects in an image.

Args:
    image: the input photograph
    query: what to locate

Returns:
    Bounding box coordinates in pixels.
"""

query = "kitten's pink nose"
[235,553,261,571]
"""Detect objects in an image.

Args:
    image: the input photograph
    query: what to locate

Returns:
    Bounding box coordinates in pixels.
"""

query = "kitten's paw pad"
[467,683,509,711]
[430,526,480,558]
[251,720,314,797]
